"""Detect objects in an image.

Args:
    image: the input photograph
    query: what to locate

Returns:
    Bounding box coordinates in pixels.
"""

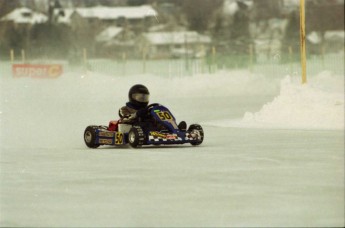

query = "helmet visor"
[132,93,150,103]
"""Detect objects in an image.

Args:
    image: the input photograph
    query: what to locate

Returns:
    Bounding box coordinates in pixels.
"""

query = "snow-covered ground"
[0,68,344,227]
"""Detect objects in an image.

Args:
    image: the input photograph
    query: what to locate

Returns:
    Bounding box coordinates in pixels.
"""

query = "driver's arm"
[119,106,137,122]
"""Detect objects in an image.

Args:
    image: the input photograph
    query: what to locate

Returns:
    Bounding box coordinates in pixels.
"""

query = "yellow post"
[300,0,307,84]
[212,46,216,73]
[142,47,146,74]
[83,48,87,66]
[249,44,254,72]
[122,52,127,75]
[10,49,14,63]
[201,44,205,74]
[321,45,325,68]
[289,46,293,75]
[21,49,26,63]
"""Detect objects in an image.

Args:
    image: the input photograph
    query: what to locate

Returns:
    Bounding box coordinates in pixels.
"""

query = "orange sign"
[12,64,63,78]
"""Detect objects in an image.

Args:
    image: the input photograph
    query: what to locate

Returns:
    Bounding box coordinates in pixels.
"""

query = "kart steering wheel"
[146,103,160,110]
[137,104,160,120]
[144,103,160,117]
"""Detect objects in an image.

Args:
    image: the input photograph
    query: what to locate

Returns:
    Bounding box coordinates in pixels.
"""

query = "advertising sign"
[12,64,63,78]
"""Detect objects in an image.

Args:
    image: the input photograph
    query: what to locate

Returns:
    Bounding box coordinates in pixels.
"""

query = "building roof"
[55,5,157,24]
[143,31,211,45]
[96,26,123,42]
[0,7,48,24]
[223,0,253,16]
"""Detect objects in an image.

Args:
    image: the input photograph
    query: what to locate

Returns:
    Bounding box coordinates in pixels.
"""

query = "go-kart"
[84,103,204,148]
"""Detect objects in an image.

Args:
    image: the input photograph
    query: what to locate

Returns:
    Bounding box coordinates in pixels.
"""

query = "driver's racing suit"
[118,102,147,123]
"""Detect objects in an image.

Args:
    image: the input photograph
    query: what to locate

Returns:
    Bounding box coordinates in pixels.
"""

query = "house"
[139,31,212,59]
[95,26,124,43]
[54,5,158,31]
[0,7,48,26]
[307,30,345,54]
[52,5,159,58]
[94,26,137,58]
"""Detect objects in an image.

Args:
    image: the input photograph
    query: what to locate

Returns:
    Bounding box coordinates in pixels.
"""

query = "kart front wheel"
[128,126,145,148]
[188,124,204,146]
[84,126,100,148]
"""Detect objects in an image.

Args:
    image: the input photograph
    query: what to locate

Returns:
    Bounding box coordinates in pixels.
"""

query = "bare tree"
[177,0,224,32]
[0,0,21,18]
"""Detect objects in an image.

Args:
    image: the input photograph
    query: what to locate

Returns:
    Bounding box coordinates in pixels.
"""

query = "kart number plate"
[157,111,172,121]
[115,132,124,145]
[155,111,178,130]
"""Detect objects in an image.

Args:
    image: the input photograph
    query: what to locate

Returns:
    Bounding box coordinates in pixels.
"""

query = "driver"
[119,84,150,123]
[113,84,187,131]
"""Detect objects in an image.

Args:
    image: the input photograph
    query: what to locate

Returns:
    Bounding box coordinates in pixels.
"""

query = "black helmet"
[128,84,150,108]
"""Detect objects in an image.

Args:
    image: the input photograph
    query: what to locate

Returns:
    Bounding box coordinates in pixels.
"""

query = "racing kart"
[84,103,204,148]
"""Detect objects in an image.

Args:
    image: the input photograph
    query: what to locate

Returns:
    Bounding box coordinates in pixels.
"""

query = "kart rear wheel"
[84,126,100,148]
[188,124,204,146]
[128,126,145,148]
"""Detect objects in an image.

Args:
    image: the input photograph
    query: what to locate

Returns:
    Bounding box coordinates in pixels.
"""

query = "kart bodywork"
[84,104,204,148]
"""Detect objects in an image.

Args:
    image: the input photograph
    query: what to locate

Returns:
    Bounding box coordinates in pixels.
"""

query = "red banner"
[12,64,63,78]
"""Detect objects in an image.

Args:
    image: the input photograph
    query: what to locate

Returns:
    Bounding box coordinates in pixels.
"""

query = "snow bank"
[207,71,344,130]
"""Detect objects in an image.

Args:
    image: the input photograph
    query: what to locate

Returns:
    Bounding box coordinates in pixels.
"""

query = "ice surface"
[0,69,344,227]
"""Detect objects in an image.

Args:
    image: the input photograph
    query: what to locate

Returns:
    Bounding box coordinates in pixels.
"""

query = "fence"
[1,48,344,79]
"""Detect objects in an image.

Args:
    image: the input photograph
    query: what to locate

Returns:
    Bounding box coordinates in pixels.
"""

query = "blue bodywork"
[93,104,202,146]
[144,105,193,145]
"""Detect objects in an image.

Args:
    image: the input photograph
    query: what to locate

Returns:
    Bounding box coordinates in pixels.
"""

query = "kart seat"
[108,120,119,131]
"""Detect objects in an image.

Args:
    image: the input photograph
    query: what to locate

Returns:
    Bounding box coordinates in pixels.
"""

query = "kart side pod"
[84,124,134,148]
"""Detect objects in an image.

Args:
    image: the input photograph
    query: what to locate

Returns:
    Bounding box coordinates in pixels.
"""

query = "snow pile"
[245,73,344,130]
[209,71,344,130]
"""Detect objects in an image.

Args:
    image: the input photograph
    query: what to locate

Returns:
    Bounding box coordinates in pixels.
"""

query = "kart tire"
[188,124,204,146]
[128,126,145,148]
[84,126,100,148]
